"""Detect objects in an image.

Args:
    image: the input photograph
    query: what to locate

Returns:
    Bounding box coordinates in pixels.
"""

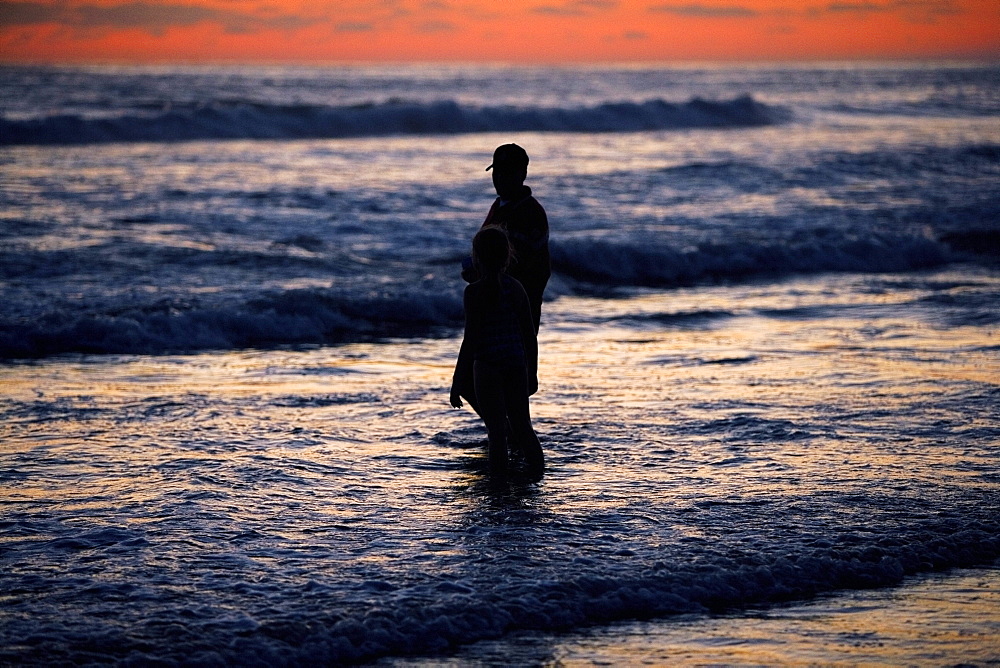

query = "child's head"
[472,227,511,276]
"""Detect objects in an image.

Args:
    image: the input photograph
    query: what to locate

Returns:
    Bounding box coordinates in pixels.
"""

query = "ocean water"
[1,63,999,665]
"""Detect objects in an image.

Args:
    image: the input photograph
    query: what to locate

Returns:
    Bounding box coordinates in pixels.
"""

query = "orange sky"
[1,0,998,63]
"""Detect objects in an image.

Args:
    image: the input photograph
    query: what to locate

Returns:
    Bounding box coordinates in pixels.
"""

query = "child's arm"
[450,349,468,408]
[451,287,477,408]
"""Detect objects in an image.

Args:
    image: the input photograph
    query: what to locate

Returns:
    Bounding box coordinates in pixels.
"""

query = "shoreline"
[378,563,1000,666]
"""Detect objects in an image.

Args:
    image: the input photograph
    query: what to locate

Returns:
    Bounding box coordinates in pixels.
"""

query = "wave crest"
[0,233,965,359]
[551,233,950,287]
[0,95,787,145]
[0,287,463,358]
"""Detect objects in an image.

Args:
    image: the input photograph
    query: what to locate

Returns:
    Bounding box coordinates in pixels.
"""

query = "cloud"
[648,3,760,17]
[335,22,374,32]
[415,20,455,32]
[0,1,318,34]
[826,1,881,9]
[533,0,618,16]
[645,0,960,22]
[822,0,961,23]
[534,5,585,15]
[0,1,54,24]
[826,0,956,12]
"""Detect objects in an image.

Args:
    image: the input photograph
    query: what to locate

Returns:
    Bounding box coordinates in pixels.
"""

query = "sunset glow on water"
[2,62,999,663]
[3,270,998,663]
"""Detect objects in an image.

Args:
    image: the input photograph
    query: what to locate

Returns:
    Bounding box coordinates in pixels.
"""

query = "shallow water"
[2,268,998,664]
[394,565,1000,666]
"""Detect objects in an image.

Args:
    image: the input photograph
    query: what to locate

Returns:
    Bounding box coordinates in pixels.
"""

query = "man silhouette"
[463,144,550,333]
[456,144,551,420]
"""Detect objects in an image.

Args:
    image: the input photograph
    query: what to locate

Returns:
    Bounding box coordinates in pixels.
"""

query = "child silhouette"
[451,227,544,479]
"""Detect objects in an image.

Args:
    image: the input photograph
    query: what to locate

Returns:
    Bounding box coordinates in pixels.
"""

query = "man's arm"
[515,283,539,395]
[506,199,550,277]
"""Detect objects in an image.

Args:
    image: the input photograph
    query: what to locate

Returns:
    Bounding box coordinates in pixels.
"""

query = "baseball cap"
[486,143,529,172]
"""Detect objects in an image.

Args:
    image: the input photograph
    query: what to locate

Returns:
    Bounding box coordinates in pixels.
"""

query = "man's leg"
[501,364,544,478]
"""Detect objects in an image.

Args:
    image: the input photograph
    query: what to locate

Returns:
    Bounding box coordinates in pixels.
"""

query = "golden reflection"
[541,568,1000,666]
[1,269,996,528]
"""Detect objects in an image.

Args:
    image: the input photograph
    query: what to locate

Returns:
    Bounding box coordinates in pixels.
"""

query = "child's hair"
[472,227,511,277]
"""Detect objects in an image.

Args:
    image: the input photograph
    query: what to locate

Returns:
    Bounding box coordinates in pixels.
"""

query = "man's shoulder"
[511,194,547,225]
[523,193,545,210]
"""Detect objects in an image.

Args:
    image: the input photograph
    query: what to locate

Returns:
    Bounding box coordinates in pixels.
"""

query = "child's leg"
[501,365,545,478]
[473,360,509,474]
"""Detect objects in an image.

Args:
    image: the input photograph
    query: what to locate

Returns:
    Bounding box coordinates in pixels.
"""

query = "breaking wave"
[3,504,997,665]
[243,516,1000,665]
[551,232,954,287]
[0,230,975,359]
[0,287,464,359]
[0,95,786,145]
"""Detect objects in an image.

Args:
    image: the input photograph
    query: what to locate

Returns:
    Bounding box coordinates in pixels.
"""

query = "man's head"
[487,144,529,199]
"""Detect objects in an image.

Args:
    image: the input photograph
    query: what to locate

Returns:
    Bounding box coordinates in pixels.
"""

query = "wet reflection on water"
[1,268,997,665]
[422,566,1000,667]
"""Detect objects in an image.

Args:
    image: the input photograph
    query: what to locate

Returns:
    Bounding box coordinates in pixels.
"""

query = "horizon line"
[3,55,999,67]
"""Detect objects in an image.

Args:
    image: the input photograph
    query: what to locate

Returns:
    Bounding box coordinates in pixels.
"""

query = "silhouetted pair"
[450,144,550,479]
